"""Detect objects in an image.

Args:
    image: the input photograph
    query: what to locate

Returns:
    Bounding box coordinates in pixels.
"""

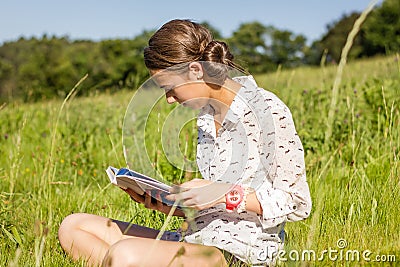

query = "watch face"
[228,189,243,205]
[228,190,242,204]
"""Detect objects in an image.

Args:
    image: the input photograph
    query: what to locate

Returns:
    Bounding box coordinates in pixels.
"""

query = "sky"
[0,0,381,45]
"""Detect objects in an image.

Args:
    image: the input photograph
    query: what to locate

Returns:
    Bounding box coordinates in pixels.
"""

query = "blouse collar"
[198,75,259,126]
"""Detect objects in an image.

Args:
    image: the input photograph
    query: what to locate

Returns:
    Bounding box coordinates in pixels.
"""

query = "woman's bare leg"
[58,213,161,266]
[58,213,227,266]
[103,238,227,267]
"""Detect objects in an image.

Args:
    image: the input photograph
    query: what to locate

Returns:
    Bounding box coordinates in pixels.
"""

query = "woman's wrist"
[219,193,227,204]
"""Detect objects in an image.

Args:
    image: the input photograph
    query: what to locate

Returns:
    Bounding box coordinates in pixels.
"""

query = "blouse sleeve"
[255,99,312,229]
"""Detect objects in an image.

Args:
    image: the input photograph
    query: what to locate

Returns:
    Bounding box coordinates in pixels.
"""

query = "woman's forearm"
[244,192,263,214]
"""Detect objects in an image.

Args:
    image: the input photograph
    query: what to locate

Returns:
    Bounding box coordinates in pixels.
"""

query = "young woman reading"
[58,19,312,266]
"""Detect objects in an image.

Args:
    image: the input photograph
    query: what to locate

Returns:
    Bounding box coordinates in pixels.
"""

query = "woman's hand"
[122,188,185,217]
[167,178,232,210]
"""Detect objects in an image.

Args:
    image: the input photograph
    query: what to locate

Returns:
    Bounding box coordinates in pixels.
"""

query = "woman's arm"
[167,179,264,214]
[255,102,312,227]
[240,191,263,214]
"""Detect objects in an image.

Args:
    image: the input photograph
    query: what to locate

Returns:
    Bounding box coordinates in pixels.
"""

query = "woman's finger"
[169,185,190,194]
[155,192,169,213]
[124,188,145,203]
[178,190,195,201]
[181,199,203,209]
[144,190,152,209]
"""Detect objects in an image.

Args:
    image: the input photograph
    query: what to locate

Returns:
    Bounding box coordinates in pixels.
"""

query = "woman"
[58,19,312,266]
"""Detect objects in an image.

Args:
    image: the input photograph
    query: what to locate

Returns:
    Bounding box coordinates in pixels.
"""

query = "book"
[106,166,176,206]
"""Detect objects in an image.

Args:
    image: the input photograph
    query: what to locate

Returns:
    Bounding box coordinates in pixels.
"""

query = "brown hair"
[144,19,246,84]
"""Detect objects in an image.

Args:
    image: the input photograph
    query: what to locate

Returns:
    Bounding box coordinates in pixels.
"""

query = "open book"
[106,166,176,206]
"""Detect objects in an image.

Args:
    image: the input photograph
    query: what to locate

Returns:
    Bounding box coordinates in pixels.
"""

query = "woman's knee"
[103,239,142,267]
[195,246,227,267]
[58,213,88,249]
[59,213,85,234]
[103,238,227,267]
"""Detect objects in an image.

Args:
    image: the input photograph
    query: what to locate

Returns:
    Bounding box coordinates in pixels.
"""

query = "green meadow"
[0,55,399,266]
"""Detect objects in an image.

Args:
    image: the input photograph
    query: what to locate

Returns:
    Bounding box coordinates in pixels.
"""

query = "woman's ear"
[188,62,204,81]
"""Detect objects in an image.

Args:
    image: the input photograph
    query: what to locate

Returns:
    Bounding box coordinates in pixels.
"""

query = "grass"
[0,55,399,266]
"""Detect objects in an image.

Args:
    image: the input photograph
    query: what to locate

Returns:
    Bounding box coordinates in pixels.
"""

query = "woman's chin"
[181,102,201,110]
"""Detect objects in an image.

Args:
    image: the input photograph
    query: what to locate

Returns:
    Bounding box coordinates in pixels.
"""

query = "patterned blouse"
[183,75,312,265]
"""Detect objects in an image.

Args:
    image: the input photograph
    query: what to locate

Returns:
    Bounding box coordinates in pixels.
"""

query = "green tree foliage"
[270,30,307,67]
[227,21,273,73]
[363,0,400,54]
[0,33,152,102]
[227,22,306,73]
[307,12,366,64]
[305,0,400,65]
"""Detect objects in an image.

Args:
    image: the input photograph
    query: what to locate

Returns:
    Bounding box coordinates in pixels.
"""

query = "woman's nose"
[166,95,177,104]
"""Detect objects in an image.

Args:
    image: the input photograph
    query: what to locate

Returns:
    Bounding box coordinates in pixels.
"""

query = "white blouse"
[183,76,312,265]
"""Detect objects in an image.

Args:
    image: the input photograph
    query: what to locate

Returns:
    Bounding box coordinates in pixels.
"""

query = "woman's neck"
[209,79,242,115]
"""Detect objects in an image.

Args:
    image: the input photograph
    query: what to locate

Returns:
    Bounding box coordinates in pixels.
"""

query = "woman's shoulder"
[232,75,292,115]
[257,87,288,110]
[252,84,290,113]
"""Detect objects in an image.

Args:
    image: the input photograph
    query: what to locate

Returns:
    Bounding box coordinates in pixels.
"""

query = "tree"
[227,22,275,73]
[227,22,308,72]
[363,0,400,54]
[0,58,14,99]
[306,0,400,64]
[270,30,307,67]
[311,12,366,64]
[0,34,151,102]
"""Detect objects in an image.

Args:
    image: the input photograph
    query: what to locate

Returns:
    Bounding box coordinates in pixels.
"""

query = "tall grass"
[324,0,378,144]
[1,54,399,266]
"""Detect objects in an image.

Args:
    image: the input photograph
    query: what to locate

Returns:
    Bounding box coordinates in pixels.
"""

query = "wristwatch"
[225,185,244,212]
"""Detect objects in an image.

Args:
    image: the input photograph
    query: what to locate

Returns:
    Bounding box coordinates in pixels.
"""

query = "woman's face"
[151,69,210,110]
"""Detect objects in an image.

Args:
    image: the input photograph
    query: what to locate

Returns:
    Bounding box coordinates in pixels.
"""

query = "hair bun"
[201,41,234,64]
[199,41,235,85]
[200,40,246,85]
